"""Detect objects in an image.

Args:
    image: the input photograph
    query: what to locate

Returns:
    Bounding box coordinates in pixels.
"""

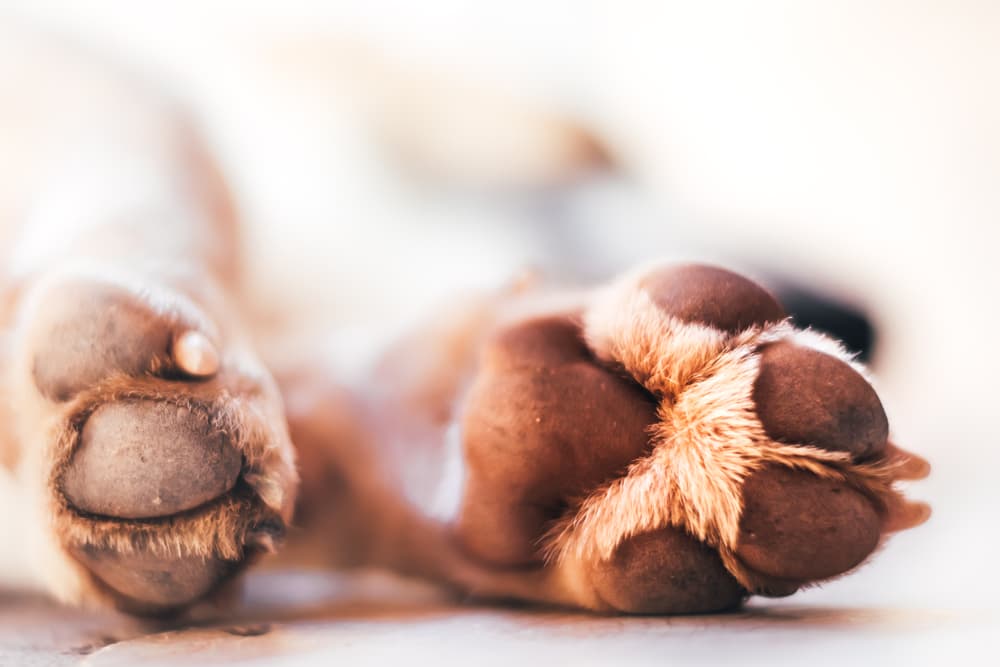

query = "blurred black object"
[773,284,876,363]
[511,183,878,363]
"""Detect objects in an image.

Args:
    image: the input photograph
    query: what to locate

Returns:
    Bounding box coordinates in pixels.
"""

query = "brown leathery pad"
[63,400,242,519]
[753,341,889,459]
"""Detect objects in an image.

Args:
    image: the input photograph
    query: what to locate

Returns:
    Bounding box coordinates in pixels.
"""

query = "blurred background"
[1,0,998,662]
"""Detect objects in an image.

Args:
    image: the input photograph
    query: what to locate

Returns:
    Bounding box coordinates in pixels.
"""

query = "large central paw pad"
[455,264,929,613]
[20,276,296,615]
[63,401,242,519]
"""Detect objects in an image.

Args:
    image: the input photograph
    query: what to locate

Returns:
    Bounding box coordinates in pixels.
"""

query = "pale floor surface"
[1,568,994,667]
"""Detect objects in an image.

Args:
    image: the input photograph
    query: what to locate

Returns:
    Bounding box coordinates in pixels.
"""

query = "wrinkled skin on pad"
[63,400,242,519]
[455,264,899,612]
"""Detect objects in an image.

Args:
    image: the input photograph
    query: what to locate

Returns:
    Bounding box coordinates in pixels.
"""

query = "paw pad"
[28,280,219,401]
[735,465,881,582]
[753,341,888,459]
[458,316,658,565]
[639,264,785,333]
[586,526,745,614]
[62,400,242,519]
[69,545,229,615]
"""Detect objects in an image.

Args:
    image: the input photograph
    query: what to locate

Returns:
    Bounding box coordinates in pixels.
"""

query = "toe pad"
[754,341,888,459]
[62,400,242,519]
[736,466,881,583]
[72,544,227,614]
[588,527,745,614]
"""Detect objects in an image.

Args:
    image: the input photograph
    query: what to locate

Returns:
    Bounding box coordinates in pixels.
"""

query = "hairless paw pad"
[458,315,658,565]
[736,465,882,585]
[71,543,228,614]
[753,341,888,460]
[62,400,242,519]
[31,284,175,401]
[587,526,746,614]
[640,264,786,332]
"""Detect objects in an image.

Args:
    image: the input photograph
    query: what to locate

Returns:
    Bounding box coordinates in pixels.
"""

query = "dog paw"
[10,273,296,615]
[454,264,929,613]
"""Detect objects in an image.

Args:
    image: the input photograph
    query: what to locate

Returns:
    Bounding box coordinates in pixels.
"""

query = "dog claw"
[173,330,220,378]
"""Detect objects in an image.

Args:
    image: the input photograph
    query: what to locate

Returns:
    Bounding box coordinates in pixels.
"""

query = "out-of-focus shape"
[265,38,610,192]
